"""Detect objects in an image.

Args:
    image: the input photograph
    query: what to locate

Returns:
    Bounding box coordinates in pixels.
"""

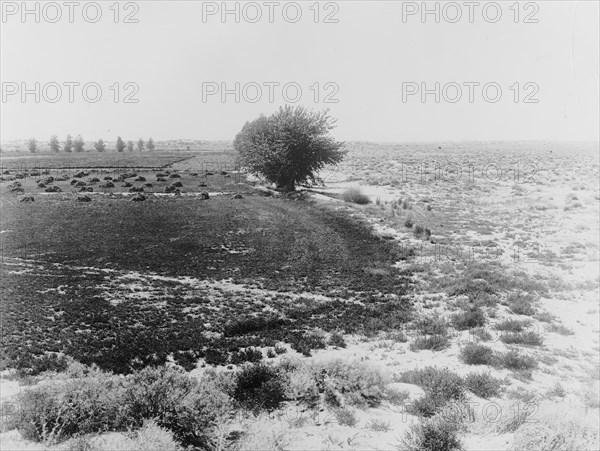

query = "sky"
[1,0,599,142]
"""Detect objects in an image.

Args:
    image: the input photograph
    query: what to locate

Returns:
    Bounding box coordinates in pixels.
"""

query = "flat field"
[0,142,598,451]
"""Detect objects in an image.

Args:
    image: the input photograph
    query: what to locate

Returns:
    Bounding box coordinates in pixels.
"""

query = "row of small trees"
[27,136,156,153]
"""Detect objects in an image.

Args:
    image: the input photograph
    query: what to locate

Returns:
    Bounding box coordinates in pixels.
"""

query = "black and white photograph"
[1,1,599,450]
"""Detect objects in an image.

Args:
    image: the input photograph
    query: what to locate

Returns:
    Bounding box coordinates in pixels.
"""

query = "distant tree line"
[26,136,156,153]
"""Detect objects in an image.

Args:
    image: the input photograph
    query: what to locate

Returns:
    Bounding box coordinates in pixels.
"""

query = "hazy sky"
[1,1,599,142]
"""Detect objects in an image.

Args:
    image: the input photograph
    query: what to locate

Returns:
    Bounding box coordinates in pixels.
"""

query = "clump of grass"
[500,331,544,346]
[342,187,370,205]
[498,349,538,371]
[546,382,566,398]
[367,418,391,431]
[494,318,532,332]
[404,216,414,228]
[548,323,574,336]
[460,342,495,365]
[464,371,504,398]
[452,307,487,331]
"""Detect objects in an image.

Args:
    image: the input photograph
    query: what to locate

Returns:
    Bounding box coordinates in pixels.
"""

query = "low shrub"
[494,318,532,332]
[470,327,492,341]
[548,323,574,335]
[410,335,451,352]
[312,359,389,408]
[500,331,544,346]
[464,371,504,398]
[274,344,288,355]
[413,315,448,336]
[401,415,463,451]
[335,407,357,427]
[459,343,495,365]
[507,292,538,316]
[230,347,263,364]
[328,331,347,348]
[289,330,327,356]
[342,187,370,205]
[399,367,465,416]
[498,350,538,371]
[452,307,487,331]
[233,363,286,411]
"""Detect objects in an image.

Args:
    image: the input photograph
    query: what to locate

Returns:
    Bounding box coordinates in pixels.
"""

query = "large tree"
[147,137,155,151]
[234,105,345,191]
[137,138,144,152]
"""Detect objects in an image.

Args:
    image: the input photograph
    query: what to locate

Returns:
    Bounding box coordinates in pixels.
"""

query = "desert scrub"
[289,329,327,356]
[498,349,538,371]
[342,187,370,204]
[11,365,233,449]
[506,292,538,316]
[464,371,504,398]
[400,414,463,451]
[399,367,465,417]
[500,331,544,346]
[230,347,263,364]
[311,359,390,408]
[459,343,495,365]
[451,307,487,330]
[410,335,451,352]
[233,362,286,412]
[328,331,347,348]
[335,407,358,427]
[410,315,451,351]
[367,418,391,431]
[494,318,532,332]
[547,323,574,335]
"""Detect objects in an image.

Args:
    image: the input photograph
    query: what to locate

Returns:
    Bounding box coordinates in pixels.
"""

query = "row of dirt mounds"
[1,165,243,200]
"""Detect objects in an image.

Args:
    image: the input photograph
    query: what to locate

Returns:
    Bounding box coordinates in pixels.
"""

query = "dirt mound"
[19,195,34,202]
[45,185,62,192]
[77,195,92,202]
[100,182,115,188]
[200,192,210,200]
[131,193,146,201]
[129,187,144,193]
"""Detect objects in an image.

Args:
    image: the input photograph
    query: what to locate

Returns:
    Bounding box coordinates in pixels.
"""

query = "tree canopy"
[234,105,345,191]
